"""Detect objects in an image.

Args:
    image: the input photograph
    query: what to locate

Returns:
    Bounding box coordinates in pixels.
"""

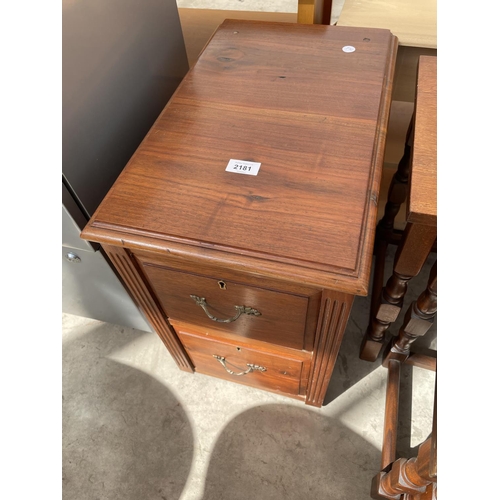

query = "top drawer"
[135,252,320,351]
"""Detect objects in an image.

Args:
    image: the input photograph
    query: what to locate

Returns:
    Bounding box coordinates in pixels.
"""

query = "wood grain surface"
[305,289,353,406]
[408,56,437,226]
[139,259,314,351]
[82,20,398,295]
[102,245,194,372]
[177,325,311,398]
[177,9,298,68]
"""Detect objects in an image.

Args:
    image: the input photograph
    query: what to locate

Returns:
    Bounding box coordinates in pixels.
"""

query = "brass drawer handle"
[213,355,267,376]
[190,295,262,323]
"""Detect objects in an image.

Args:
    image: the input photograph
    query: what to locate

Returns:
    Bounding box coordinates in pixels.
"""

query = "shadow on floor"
[202,403,379,500]
[62,323,193,500]
[323,248,437,406]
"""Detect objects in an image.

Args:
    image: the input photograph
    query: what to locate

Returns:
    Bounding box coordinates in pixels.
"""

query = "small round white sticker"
[342,46,356,53]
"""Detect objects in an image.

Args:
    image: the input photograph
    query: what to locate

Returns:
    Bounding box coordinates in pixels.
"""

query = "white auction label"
[342,46,356,53]
[225,159,261,176]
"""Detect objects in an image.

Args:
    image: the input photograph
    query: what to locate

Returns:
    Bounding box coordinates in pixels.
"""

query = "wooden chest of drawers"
[81,20,398,406]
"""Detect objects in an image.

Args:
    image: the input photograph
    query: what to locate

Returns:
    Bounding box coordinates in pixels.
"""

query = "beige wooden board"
[337,0,436,49]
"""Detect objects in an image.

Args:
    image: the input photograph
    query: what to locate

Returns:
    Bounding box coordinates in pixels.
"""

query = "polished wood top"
[337,0,437,49]
[408,56,437,226]
[82,20,398,294]
[177,9,298,67]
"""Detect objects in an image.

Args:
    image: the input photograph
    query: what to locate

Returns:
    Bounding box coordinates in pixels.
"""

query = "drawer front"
[177,327,311,397]
[139,260,313,350]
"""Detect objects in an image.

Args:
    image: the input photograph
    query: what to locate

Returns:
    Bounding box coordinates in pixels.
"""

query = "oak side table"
[361,55,437,361]
[82,20,398,407]
[370,57,437,500]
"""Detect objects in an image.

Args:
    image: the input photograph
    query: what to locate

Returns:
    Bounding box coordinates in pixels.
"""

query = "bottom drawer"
[176,326,311,398]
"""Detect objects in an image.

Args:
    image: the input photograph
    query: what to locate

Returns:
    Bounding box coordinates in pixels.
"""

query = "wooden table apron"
[82,20,398,407]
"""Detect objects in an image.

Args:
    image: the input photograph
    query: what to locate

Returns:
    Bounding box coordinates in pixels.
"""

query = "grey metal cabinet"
[62,0,189,330]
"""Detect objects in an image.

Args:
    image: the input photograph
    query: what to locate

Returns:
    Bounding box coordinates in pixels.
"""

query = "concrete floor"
[62,246,436,500]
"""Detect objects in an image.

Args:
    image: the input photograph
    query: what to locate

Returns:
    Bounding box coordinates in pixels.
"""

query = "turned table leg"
[360,223,436,361]
[373,377,437,500]
[372,436,437,499]
[377,116,414,242]
[369,121,412,343]
[383,261,437,367]
[372,266,437,499]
